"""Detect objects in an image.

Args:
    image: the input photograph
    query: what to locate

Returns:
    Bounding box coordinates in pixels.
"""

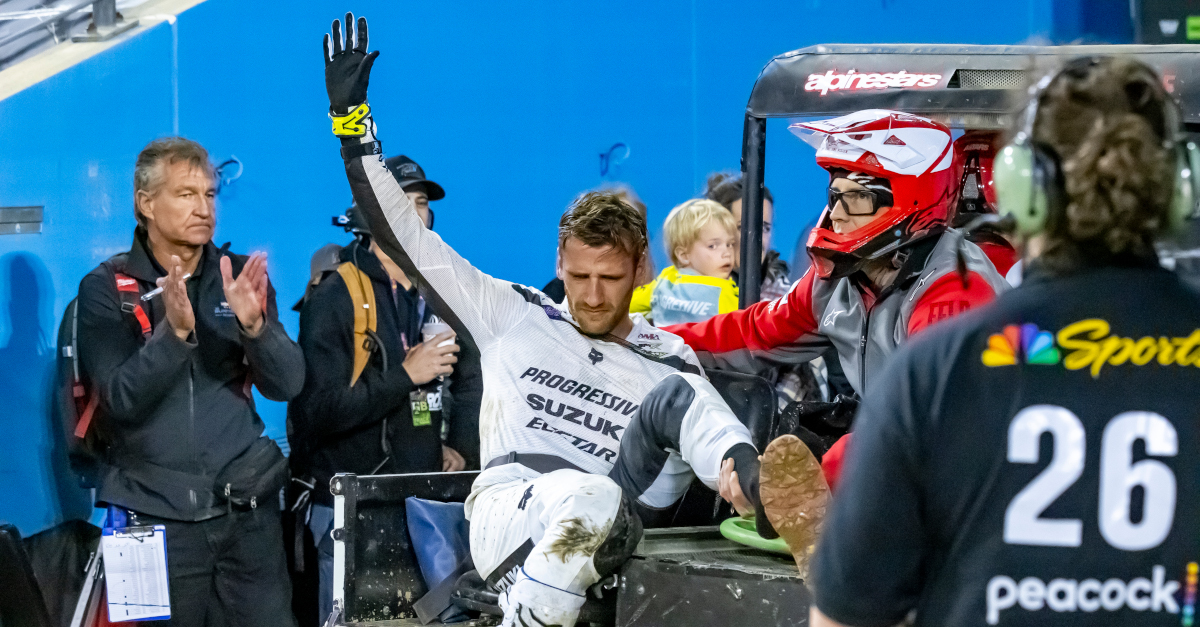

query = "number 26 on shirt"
[1004,405,1178,551]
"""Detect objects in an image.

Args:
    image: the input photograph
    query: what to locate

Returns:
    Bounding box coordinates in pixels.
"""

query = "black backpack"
[54,262,152,489]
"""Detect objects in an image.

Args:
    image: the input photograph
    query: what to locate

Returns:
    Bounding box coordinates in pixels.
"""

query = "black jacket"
[290,240,472,505]
[77,228,304,521]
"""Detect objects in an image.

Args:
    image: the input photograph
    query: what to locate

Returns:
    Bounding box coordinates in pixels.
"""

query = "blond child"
[631,199,740,325]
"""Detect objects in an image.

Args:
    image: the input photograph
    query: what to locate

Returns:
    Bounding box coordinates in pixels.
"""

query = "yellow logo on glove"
[331,103,371,137]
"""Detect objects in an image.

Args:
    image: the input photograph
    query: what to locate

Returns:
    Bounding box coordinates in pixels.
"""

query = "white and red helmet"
[790,110,956,279]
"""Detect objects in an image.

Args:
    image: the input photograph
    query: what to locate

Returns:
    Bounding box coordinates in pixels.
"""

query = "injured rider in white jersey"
[346,178,761,626]
[321,14,778,627]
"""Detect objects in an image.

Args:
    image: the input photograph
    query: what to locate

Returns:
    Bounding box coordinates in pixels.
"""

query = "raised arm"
[663,269,828,374]
[321,13,530,350]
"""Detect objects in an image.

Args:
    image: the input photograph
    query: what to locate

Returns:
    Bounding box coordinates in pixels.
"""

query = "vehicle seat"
[448,372,780,616]
[704,369,776,452]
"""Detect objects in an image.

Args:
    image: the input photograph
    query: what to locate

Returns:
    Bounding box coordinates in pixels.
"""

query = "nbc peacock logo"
[982,323,1061,367]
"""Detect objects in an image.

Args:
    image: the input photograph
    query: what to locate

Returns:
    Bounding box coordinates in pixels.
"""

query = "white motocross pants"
[466,373,754,625]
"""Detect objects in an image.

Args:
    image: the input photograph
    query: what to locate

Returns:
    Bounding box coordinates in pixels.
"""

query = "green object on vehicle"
[1189,16,1200,40]
[719,516,791,555]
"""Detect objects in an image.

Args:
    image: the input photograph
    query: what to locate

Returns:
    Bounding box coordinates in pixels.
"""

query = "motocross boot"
[759,434,831,579]
[499,570,586,627]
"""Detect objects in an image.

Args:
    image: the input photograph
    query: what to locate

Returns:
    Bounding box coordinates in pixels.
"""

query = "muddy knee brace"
[592,490,643,577]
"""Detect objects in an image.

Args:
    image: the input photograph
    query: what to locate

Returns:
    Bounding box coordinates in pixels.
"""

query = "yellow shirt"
[630,266,740,326]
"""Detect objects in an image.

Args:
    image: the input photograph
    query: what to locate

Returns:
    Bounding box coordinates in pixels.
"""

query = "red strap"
[74,390,99,438]
[113,272,152,338]
[74,271,152,440]
[130,305,152,337]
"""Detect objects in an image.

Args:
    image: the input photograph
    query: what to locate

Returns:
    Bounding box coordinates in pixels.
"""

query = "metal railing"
[0,0,138,70]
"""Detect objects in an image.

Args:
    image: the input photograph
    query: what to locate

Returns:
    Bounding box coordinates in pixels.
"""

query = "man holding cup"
[288,155,469,623]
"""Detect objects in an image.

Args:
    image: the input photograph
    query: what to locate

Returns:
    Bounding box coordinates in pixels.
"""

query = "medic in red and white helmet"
[665,110,1010,488]
[797,109,959,280]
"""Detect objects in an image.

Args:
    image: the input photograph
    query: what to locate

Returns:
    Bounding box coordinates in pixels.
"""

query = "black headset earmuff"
[994,58,1200,236]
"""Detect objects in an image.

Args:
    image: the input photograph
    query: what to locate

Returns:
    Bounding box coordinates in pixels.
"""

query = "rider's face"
[559,237,641,337]
[828,177,890,235]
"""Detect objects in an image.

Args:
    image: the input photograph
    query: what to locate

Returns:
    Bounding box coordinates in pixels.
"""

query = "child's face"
[677,220,736,279]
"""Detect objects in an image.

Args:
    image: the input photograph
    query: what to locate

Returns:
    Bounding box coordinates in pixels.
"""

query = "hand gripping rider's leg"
[608,372,776,535]
[611,375,832,576]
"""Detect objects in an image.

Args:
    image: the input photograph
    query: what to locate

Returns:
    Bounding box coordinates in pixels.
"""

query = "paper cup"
[422,321,455,347]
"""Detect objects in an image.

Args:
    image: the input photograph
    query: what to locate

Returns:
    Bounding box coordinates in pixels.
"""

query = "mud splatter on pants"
[465,373,755,625]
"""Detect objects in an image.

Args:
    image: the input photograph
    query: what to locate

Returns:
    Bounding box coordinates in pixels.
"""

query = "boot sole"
[759,434,830,578]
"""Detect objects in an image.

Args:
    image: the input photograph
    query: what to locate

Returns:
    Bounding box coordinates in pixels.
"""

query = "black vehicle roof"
[746,44,1200,128]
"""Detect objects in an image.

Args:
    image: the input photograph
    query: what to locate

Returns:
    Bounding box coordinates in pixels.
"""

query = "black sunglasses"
[827,187,881,216]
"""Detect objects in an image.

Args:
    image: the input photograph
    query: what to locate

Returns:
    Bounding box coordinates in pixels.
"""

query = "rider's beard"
[571,302,626,337]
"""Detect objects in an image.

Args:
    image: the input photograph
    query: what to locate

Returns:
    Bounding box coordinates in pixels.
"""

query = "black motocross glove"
[323,12,378,119]
[775,394,860,459]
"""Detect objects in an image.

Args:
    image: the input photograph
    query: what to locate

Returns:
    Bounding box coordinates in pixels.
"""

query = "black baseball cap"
[385,155,445,201]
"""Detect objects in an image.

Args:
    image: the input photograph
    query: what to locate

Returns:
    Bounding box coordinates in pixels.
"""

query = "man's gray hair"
[133,137,214,227]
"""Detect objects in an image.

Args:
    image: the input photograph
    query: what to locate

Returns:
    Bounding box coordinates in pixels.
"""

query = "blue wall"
[0,0,1056,536]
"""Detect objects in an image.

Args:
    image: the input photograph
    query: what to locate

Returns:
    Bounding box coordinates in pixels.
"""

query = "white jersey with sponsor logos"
[343,145,703,477]
[478,298,701,474]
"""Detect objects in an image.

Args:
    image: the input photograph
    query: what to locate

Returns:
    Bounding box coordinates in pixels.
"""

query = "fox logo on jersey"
[588,348,604,365]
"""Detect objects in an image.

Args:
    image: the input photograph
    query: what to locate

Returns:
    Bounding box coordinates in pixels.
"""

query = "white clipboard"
[101,525,171,622]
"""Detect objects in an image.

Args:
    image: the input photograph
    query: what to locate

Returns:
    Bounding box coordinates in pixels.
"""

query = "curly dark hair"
[1032,57,1176,271]
[558,191,649,262]
[703,171,773,210]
